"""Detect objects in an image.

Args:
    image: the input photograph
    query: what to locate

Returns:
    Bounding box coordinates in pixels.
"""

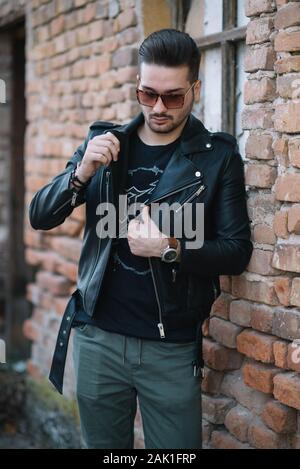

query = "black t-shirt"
[74,131,196,342]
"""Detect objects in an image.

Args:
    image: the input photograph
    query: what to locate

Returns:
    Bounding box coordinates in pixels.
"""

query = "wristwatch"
[160,237,180,263]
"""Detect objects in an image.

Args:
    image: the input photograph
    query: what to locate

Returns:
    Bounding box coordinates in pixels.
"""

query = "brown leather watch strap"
[168,237,178,249]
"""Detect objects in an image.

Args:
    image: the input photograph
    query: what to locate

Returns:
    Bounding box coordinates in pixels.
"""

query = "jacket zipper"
[175,184,206,213]
[82,168,107,311]
[149,178,204,205]
[52,192,78,215]
[148,257,165,338]
[147,181,206,335]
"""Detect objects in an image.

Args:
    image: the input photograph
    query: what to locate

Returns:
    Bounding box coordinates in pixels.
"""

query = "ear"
[194,79,201,103]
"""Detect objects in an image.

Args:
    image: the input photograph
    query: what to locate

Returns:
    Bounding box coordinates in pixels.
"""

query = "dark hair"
[138,29,201,83]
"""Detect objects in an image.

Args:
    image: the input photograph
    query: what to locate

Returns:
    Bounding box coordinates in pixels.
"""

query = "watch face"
[163,248,177,262]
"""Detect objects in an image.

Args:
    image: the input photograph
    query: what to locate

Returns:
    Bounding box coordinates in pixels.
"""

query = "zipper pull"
[172,267,177,282]
[71,191,78,207]
[157,322,165,338]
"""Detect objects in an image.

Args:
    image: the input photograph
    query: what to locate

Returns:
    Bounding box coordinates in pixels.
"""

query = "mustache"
[150,114,172,119]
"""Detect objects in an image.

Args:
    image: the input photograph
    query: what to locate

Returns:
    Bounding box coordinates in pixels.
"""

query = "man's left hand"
[127,205,169,258]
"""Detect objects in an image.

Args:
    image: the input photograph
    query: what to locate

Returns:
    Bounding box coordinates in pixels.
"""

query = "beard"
[145,101,193,135]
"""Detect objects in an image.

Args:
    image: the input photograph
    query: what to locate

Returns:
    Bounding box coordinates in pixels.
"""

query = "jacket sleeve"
[29,132,91,231]
[178,146,253,276]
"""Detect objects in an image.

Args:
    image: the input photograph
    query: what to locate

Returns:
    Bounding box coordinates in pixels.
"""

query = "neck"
[137,116,188,146]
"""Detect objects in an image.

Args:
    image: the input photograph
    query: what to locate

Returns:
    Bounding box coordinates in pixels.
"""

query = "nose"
[152,96,168,113]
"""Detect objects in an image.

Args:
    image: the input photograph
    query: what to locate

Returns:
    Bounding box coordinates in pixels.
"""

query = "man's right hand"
[76,132,120,183]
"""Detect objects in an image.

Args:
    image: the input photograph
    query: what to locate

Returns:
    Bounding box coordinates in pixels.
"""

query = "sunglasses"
[136,81,197,109]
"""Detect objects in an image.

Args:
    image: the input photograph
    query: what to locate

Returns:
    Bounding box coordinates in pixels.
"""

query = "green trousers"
[73,324,202,449]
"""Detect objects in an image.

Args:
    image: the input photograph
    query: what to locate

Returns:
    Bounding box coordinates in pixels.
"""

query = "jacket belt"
[49,290,78,394]
[49,289,205,394]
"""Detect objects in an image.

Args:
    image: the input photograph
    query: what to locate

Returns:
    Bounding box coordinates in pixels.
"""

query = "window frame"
[194,0,246,135]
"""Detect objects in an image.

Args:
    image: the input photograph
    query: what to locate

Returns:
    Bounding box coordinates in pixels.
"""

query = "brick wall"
[21,0,141,397]
[1,0,300,450]
[202,0,300,449]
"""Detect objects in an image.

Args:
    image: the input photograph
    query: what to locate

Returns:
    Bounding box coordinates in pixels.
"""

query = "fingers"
[90,133,120,162]
[139,205,149,223]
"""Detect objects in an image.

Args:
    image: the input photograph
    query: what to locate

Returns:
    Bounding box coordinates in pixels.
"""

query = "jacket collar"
[108,112,213,202]
[111,112,213,154]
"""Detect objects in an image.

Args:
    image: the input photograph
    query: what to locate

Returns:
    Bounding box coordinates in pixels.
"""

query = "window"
[183,0,248,155]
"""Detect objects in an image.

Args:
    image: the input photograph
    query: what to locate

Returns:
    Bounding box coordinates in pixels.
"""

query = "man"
[29,29,253,449]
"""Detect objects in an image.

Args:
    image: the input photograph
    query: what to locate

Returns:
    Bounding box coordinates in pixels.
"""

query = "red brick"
[211,430,252,449]
[245,133,273,160]
[246,17,274,45]
[287,342,300,373]
[245,0,275,16]
[272,307,300,340]
[244,78,276,104]
[277,74,300,100]
[275,2,300,30]
[220,275,231,293]
[114,9,137,31]
[274,277,292,306]
[253,224,276,244]
[224,404,252,442]
[246,248,277,275]
[275,174,300,202]
[274,102,300,133]
[36,271,71,295]
[49,236,82,262]
[273,137,288,157]
[85,19,105,42]
[274,372,300,410]
[203,338,244,371]
[221,370,270,413]
[230,300,252,327]
[288,204,300,234]
[202,394,235,424]
[23,319,41,342]
[289,138,300,168]
[209,317,243,349]
[201,367,224,395]
[243,361,279,393]
[248,419,289,448]
[275,56,300,74]
[242,105,273,130]
[273,340,288,368]
[210,292,231,320]
[245,163,277,188]
[290,278,300,307]
[50,15,65,37]
[53,296,69,316]
[272,244,300,273]
[275,31,300,52]
[245,45,276,72]
[250,303,274,333]
[25,248,43,267]
[274,210,289,238]
[56,259,78,283]
[237,330,276,363]
[232,275,279,306]
[275,0,289,7]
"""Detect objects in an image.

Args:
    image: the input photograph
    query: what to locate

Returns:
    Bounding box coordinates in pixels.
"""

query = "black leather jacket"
[29,112,253,394]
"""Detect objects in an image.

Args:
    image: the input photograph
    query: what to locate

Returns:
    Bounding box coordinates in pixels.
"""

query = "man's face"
[137,63,200,135]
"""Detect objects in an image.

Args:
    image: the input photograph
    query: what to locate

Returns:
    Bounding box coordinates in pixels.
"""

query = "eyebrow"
[141,85,185,93]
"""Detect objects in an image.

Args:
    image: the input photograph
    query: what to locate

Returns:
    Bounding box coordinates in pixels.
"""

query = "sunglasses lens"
[136,90,185,109]
[136,90,157,107]
[162,95,184,109]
